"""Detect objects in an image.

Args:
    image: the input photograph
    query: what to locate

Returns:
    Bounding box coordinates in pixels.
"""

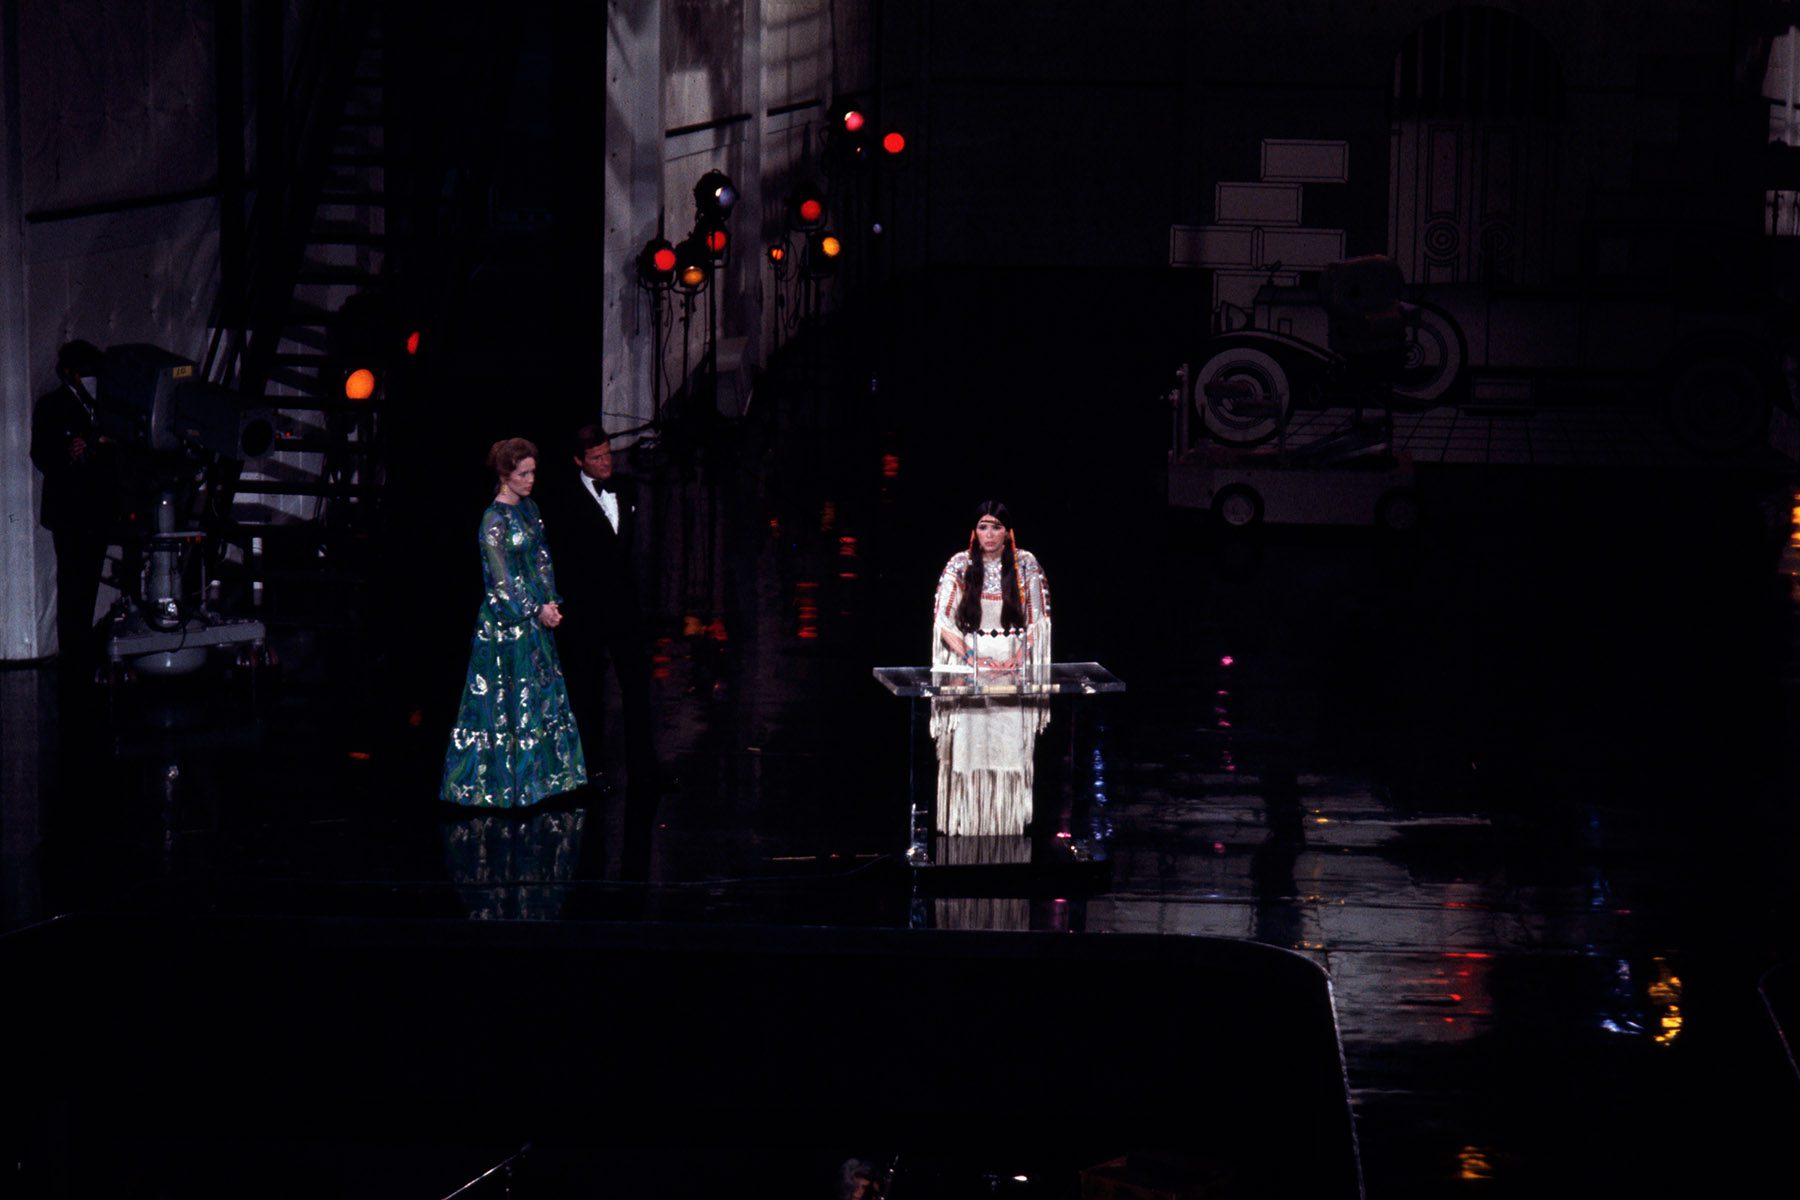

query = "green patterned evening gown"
[440,497,587,807]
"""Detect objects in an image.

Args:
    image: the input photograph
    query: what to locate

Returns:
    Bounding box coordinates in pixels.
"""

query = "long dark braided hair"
[956,500,1027,633]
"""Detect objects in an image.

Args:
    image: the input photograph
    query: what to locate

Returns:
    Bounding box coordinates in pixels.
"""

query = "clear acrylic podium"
[872,661,1125,864]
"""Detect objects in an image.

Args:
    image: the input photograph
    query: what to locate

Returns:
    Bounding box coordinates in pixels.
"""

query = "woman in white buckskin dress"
[928,500,1052,838]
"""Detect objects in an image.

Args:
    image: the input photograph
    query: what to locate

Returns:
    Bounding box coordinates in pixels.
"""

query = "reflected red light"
[1449,993,1464,1002]
[799,198,823,223]
[882,131,906,155]
[1445,951,1492,959]
[1220,655,1235,667]
[881,454,900,478]
[347,751,371,761]
[408,708,423,727]
[653,247,678,273]
[838,535,858,556]
[405,330,421,355]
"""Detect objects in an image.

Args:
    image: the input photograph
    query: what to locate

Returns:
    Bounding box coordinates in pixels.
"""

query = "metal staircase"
[234,14,388,532]
[198,2,392,634]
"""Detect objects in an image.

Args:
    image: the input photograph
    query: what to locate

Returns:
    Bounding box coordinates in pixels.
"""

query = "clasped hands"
[536,601,563,628]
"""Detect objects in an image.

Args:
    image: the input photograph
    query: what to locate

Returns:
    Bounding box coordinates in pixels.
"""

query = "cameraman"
[30,339,114,672]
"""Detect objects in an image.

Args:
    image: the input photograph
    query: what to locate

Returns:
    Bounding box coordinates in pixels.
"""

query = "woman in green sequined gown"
[440,438,587,807]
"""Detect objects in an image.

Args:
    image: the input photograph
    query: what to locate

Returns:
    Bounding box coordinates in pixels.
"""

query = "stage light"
[803,230,842,276]
[704,224,729,256]
[672,234,711,292]
[789,184,827,231]
[693,169,737,221]
[767,244,786,264]
[404,330,421,356]
[345,368,376,401]
[882,130,907,156]
[637,237,677,289]
[842,108,865,133]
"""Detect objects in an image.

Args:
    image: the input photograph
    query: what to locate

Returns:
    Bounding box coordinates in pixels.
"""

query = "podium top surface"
[872,661,1125,698]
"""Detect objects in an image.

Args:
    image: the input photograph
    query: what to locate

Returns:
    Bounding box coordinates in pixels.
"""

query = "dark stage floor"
[5,337,1800,1196]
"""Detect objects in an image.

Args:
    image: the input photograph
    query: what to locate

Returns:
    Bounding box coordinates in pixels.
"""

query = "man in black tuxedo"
[30,340,113,672]
[541,423,660,863]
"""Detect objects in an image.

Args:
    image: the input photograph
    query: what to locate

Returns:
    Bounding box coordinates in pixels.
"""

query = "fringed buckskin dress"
[929,549,1052,835]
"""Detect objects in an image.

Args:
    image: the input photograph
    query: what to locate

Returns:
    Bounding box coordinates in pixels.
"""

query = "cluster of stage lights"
[637,106,905,292]
[636,169,738,294]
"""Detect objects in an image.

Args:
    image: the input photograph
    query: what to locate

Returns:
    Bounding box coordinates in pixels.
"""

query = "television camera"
[93,343,291,676]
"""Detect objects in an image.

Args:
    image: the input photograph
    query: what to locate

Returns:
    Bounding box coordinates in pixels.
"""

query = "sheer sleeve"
[480,506,541,627]
[525,499,562,604]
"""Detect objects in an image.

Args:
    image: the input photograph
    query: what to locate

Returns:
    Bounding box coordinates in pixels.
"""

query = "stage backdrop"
[0,0,222,661]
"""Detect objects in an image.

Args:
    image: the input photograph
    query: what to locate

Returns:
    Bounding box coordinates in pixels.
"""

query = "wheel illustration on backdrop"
[1375,487,1421,533]
[1211,483,1264,528]
[1192,345,1292,446]
[1393,302,1465,408]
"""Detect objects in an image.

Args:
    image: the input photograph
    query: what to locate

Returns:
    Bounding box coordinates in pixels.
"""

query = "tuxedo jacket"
[540,468,643,647]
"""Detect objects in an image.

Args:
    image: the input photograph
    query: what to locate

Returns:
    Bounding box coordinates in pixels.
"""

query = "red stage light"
[653,246,677,272]
[404,330,421,356]
[768,244,785,263]
[882,131,906,155]
[705,227,729,254]
[799,198,823,223]
[842,109,866,133]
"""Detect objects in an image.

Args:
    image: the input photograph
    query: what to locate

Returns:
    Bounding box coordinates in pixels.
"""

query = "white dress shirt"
[582,470,620,533]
